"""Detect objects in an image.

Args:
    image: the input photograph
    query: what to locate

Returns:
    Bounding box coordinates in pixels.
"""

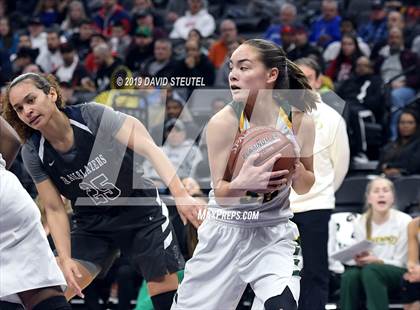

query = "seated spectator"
[386,10,413,48]
[22,63,43,74]
[263,3,297,46]
[340,177,412,310]
[0,17,19,57]
[132,9,167,40]
[214,41,239,88]
[377,109,420,177]
[27,17,47,54]
[35,0,62,28]
[55,42,90,90]
[337,56,384,158]
[60,0,87,38]
[174,39,215,96]
[130,0,165,28]
[93,0,131,37]
[70,19,94,60]
[402,216,420,310]
[169,0,215,40]
[165,0,188,25]
[309,0,342,48]
[161,96,199,143]
[371,10,413,60]
[208,19,239,69]
[143,119,202,185]
[323,17,371,64]
[12,47,39,76]
[358,0,388,48]
[125,26,155,72]
[109,21,131,59]
[141,38,177,78]
[279,25,295,53]
[288,24,323,68]
[376,27,419,140]
[337,56,384,122]
[84,33,109,75]
[184,29,208,56]
[59,81,78,105]
[17,33,34,50]
[36,28,64,74]
[93,43,130,92]
[326,33,364,84]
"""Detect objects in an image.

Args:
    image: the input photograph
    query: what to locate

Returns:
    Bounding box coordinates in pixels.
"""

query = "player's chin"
[231,91,247,102]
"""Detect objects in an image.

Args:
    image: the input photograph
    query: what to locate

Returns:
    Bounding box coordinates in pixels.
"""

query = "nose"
[23,104,33,118]
[229,68,238,83]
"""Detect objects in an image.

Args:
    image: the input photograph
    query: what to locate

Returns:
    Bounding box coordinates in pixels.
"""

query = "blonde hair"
[364,176,395,239]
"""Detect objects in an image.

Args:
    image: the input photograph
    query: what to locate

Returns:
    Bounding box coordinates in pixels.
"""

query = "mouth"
[230,85,241,90]
[29,115,41,125]
[377,200,387,206]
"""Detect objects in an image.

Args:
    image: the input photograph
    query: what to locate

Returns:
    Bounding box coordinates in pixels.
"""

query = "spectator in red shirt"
[93,0,131,37]
[208,19,239,69]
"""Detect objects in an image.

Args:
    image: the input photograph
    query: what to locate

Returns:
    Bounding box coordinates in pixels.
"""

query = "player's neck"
[371,210,391,225]
[245,97,279,127]
[40,111,73,152]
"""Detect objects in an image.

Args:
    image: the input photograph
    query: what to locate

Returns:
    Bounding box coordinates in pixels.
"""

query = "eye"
[228,64,233,71]
[240,66,248,71]
[15,106,23,113]
[28,97,35,104]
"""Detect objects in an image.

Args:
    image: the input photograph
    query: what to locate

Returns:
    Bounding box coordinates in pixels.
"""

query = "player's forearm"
[292,162,315,195]
[214,180,245,206]
[145,145,189,198]
[407,230,420,265]
[45,207,72,260]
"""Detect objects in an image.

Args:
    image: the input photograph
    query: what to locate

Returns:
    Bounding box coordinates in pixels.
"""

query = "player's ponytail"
[3,73,65,141]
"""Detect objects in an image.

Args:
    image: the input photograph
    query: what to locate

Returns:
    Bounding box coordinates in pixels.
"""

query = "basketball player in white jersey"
[172,39,317,310]
[0,117,70,310]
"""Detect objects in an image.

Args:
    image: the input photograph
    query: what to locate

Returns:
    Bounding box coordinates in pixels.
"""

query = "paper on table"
[330,240,374,263]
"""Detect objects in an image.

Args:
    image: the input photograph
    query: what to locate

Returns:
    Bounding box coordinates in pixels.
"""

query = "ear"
[49,87,58,103]
[314,75,322,90]
[266,67,279,85]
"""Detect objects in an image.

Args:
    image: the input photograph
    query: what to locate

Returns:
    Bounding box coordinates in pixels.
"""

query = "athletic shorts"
[172,219,302,310]
[70,194,185,281]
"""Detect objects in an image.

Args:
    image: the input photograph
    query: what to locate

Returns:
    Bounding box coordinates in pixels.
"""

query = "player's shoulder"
[207,105,238,144]
[317,101,344,120]
[391,209,412,225]
[78,101,107,115]
[24,131,42,151]
[208,104,238,130]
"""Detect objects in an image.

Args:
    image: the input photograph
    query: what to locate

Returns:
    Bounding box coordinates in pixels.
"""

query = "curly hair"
[3,73,65,142]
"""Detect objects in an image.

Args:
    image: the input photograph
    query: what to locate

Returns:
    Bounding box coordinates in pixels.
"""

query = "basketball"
[225,126,297,184]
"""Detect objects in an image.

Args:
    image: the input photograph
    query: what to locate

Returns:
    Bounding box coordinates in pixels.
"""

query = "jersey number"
[79,174,122,205]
